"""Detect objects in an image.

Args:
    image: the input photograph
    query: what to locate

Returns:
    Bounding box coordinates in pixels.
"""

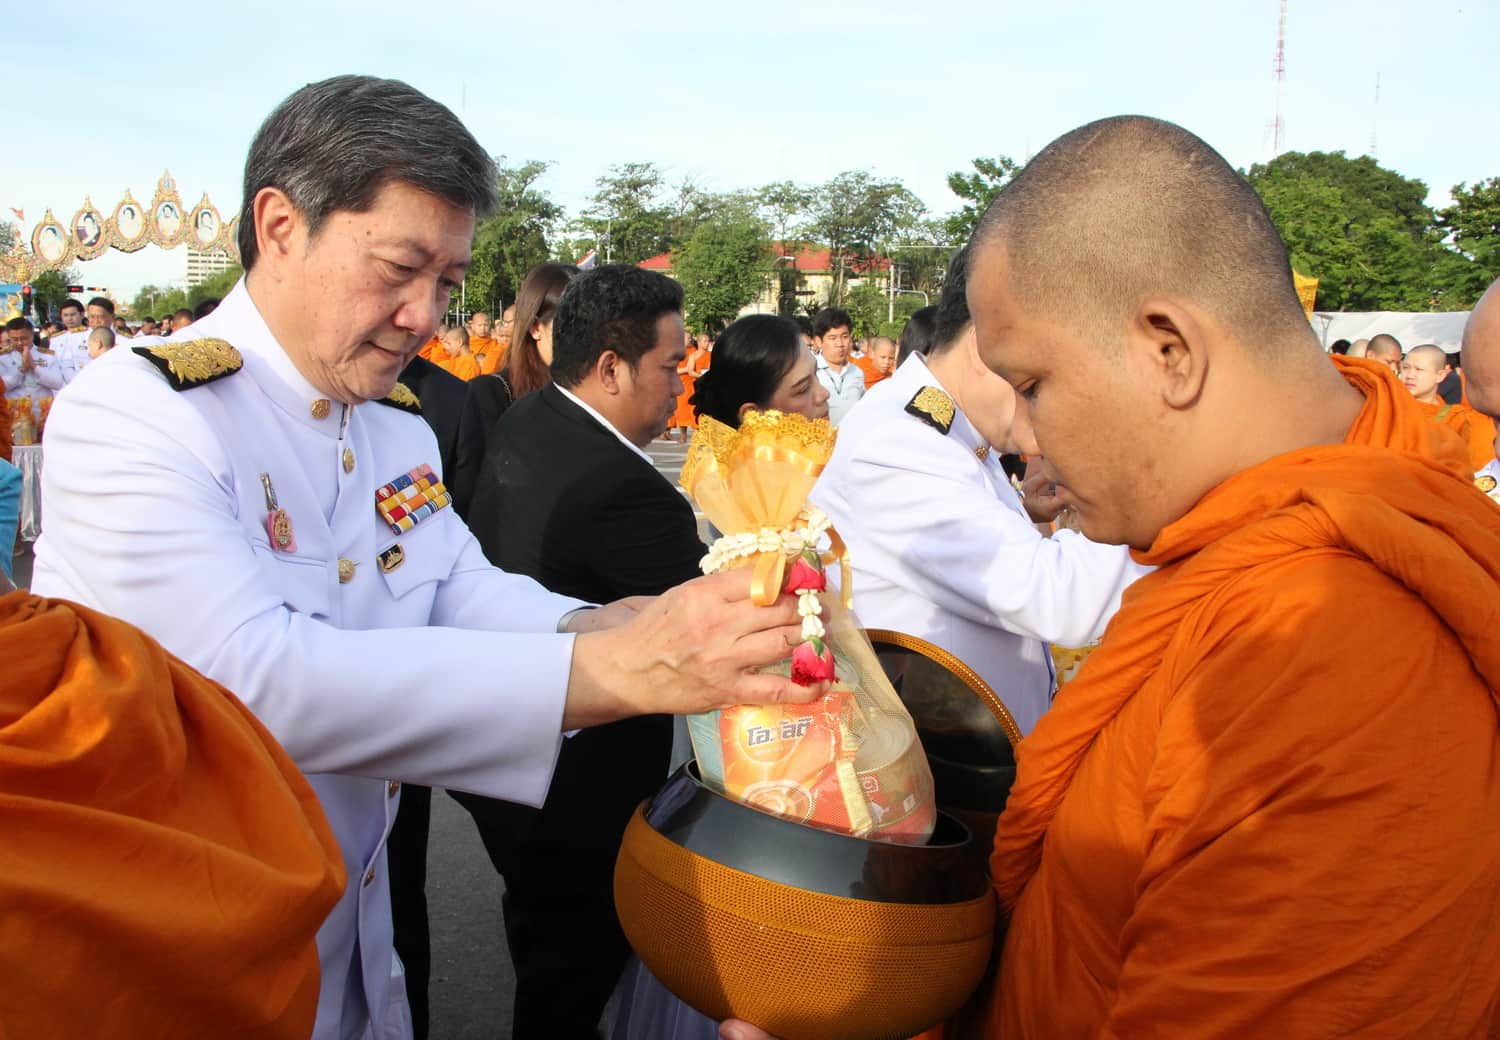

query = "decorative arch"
[0,171,239,283]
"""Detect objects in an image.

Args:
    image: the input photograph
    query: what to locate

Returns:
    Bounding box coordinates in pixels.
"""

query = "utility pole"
[1267,0,1288,157]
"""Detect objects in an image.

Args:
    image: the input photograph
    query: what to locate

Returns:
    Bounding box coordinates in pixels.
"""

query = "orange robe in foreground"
[988,357,1500,1038]
[1414,397,1496,470]
[0,593,344,1039]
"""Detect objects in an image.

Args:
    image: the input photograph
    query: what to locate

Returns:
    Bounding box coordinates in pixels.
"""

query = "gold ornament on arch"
[0,171,240,283]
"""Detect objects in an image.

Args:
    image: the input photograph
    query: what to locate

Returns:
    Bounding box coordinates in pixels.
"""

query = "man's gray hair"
[236,75,498,269]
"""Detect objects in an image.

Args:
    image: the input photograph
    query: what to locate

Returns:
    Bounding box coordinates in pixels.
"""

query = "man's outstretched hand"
[562,569,820,730]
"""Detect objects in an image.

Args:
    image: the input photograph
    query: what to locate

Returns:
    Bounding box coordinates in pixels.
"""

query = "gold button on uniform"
[363,866,376,888]
[387,780,401,797]
[338,558,356,584]
[975,445,991,461]
[310,399,331,420]
[343,447,355,473]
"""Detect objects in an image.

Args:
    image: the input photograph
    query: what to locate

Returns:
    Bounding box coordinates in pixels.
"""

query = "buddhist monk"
[418,321,452,362]
[1461,278,1500,489]
[1399,342,1497,470]
[434,325,482,381]
[1365,332,1403,373]
[958,116,1500,1039]
[855,335,898,388]
[1345,336,1369,358]
[467,310,506,375]
[0,589,343,1037]
[722,121,1500,1040]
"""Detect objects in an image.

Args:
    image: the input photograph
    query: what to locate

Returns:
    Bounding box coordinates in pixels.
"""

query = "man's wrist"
[556,605,598,633]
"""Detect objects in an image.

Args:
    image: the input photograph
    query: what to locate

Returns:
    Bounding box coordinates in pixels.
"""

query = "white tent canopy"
[1312,311,1471,353]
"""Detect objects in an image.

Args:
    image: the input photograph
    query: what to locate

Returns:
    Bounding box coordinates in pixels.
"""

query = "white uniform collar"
[554,383,654,464]
[182,278,347,439]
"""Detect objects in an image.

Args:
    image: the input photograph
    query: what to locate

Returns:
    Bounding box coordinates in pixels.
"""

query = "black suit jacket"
[469,383,704,601]
[398,356,488,522]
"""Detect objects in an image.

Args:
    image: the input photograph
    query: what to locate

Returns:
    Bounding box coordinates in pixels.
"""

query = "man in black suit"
[385,353,493,1039]
[465,265,703,1038]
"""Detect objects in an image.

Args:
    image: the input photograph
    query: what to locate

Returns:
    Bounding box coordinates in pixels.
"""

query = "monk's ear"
[1134,298,1207,411]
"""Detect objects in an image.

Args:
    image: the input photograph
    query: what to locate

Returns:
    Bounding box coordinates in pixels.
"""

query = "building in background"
[186,246,233,287]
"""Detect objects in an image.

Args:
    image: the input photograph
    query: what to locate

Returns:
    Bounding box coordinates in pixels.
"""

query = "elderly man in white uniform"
[813,248,1148,734]
[33,75,805,1040]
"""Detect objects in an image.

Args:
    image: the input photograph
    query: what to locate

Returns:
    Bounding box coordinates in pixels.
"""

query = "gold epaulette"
[132,337,242,390]
[905,386,955,435]
[375,382,422,414]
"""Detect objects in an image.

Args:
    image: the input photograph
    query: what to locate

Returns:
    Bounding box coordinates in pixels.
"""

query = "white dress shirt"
[811,354,1149,735]
[555,383,654,464]
[34,278,586,1040]
[815,355,866,425]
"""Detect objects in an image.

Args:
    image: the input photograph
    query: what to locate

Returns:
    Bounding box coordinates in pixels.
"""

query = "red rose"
[790,637,836,686]
[783,555,827,594]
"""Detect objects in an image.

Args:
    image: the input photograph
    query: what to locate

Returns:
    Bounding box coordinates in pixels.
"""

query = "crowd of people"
[4,72,1500,1040]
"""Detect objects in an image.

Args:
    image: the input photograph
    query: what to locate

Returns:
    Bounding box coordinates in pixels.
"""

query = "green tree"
[806,172,926,305]
[671,206,772,335]
[580,162,672,265]
[1246,150,1449,310]
[467,158,563,314]
[945,155,1021,242]
[842,281,927,339]
[1435,177,1500,307]
[28,268,81,322]
[127,265,242,320]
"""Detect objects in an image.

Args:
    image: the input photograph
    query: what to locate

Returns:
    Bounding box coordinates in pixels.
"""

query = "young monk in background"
[966,116,1500,1039]
[0,589,343,1037]
[434,325,482,381]
[1401,342,1497,470]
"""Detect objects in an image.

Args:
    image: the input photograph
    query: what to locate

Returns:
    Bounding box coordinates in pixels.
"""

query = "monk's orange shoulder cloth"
[437,353,482,381]
[988,357,1500,1038]
[0,593,344,1039]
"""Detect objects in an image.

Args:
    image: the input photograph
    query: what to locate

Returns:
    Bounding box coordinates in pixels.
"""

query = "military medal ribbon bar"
[375,464,452,535]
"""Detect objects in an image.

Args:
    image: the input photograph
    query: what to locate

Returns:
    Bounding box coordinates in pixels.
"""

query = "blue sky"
[7,0,1495,300]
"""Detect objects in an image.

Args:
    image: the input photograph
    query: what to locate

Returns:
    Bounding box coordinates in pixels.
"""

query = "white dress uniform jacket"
[0,346,49,421]
[33,279,585,1040]
[31,330,88,392]
[811,354,1149,734]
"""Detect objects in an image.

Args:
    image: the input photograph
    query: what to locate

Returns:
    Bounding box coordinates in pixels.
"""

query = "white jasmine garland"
[698,507,833,576]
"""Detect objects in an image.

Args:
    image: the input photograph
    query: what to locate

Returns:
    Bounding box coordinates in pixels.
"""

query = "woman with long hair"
[505,262,580,400]
[690,314,829,428]
[471,263,579,433]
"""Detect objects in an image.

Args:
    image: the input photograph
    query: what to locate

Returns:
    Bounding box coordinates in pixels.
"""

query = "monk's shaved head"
[1405,343,1448,368]
[974,115,1313,351]
[1462,279,1500,422]
[1367,334,1402,361]
[966,114,1364,550]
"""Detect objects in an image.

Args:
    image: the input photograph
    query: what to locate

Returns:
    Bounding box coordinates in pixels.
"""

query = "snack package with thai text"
[682,411,935,845]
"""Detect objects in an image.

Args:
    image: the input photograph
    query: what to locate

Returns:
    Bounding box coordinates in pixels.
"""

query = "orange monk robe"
[435,352,483,381]
[0,592,344,1038]
[469,335,509,376]
[1413,398,1497,470]
[988,358,1500,1039]
[855,354,890,389]
[672,349,710,430]
[418,336,444,362]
